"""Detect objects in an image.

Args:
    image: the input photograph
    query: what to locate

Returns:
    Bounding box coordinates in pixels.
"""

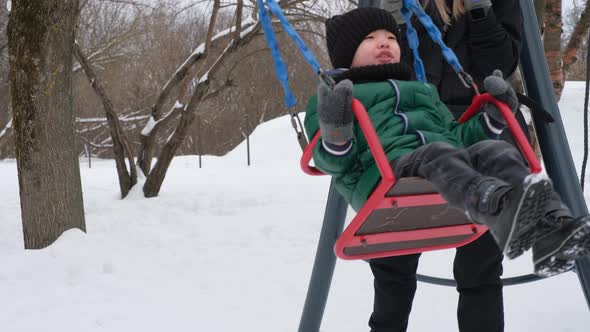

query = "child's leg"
[463,141,590,276]
[530,192,590,276]
[391,142,489,208]
[368,254,420,332]
[392,141,552,259]
[463,140,529,185]
[532,212,590,276]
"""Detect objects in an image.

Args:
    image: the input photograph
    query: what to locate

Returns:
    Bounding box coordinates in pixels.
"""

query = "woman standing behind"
[369,1,523,331]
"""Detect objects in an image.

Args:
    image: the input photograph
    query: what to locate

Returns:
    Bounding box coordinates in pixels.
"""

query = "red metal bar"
[301,132,324,176]
[301,98,396,181]
[351,99,395,181]
[458,93,542,173]
[348,224,477,246]
[336,229,486,260]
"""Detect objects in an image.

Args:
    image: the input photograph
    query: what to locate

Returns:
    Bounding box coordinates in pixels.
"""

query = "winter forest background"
[1,0,590,331]
[0,0,588,161]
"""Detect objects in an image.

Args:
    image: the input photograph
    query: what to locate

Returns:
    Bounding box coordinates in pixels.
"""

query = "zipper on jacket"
[415,130,427,145]
[387,79,408,135]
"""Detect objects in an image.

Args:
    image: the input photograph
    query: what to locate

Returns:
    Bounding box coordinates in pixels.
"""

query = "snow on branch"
[168,17,257,85]
[140,101,184,136]
[0,118,12,139]
[76,114,150,123]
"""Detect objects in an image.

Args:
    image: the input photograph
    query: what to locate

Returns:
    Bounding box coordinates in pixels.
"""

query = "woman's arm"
[467,0,523,77]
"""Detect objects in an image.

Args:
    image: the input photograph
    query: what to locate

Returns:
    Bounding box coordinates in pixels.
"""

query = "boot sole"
[503,178,553,259]
[534,256,576,278]
[534,220,590,277]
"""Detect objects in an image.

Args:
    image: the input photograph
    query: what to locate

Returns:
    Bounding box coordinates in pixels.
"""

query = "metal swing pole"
[518,0,590,308]
[297,179,348,332]
[296,5,377,332]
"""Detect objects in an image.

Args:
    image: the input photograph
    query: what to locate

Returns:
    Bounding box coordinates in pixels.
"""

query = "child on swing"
[304,7,590,276]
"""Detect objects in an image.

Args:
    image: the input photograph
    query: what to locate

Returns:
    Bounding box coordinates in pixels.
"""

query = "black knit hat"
[325,7,400,69]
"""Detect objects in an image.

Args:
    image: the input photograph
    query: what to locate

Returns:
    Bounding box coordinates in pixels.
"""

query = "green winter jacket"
[304,79,489,211]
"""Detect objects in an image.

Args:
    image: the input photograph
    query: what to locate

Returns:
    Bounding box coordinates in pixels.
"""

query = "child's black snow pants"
[368,139,531,332]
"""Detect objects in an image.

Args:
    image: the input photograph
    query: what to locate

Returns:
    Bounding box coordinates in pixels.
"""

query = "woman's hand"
[382,0,405,25]
[482,69,518,128]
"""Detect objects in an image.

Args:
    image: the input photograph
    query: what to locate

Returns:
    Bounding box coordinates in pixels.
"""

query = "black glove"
[382,0,405,25]
[317,79,354,145]
[482,69,519,130]
[464,0,492,20]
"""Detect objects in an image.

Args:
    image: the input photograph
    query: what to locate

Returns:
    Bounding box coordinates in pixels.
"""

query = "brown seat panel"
[343,234,473,256]
[357,203,470,235]
[386,177,437,196]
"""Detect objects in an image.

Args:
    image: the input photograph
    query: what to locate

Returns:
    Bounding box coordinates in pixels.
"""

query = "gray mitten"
[317,79,354,145]
[464,0,492,19]
[464,0,492,11]
[482,69,519,128]
[382,0,405,25]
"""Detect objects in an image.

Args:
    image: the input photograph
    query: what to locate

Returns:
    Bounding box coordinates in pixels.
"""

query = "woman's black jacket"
[399,0,524,118]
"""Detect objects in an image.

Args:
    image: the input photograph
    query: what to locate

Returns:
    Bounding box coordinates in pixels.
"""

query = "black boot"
[465,174,553,259]
[532,204,590,277]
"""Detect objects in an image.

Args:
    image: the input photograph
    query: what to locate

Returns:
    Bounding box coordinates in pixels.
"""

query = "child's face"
[350,29,401,68]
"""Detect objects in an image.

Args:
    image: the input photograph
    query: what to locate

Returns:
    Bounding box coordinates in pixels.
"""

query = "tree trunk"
[7,0,86,249]
[74,42,137,198]
[543,0,564,100]
[136,48,204,176]
[136,0,221,177]
[204,0,221,55]
[143,81,209,197]
[233,0,244,44]
[563,2,590,74]
[534,0,546,33]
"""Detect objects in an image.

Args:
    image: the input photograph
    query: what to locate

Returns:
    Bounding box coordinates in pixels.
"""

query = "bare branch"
[204,0,221,55]
[0,117,12,139]
[142,11,262,196]
[563,3,590,73]
[233,0,244,44]
[74,41,137,197]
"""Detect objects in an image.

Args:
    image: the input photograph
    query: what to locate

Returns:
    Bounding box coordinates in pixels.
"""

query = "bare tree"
[91,0,306,196]
[4,0,331,199]
[74,41,137,197]
[540,0,590,100]
[140,0,255,197]
[7,0,86,248]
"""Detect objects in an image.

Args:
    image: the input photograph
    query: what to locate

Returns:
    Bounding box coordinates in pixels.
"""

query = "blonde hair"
[425,0,466,26]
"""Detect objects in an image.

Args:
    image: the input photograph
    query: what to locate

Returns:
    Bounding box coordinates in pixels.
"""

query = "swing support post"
[297,179,348,332]
[518,0,590,309]
[296,2,376,331]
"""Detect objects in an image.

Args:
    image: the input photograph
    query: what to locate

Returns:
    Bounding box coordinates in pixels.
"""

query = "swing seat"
[339,176,486,260]
[301,94,542,260]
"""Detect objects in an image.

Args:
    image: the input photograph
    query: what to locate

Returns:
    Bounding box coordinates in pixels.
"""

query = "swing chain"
[458,70,480,95]
[319,70,336,89]
[291,112,308,151]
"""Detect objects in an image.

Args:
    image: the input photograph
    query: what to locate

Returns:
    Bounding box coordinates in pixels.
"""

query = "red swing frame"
[301,93,542,260]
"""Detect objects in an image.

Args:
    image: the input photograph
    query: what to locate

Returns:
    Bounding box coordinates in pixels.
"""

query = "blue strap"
[402,0,464,80]
[265,0,321,73]
[257,0,466,105]
[257,0,324,108]
[401,5,426,82]
[256,0,297,108]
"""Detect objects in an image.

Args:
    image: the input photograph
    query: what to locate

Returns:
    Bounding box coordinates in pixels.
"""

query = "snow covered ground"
[1,82,590,331]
